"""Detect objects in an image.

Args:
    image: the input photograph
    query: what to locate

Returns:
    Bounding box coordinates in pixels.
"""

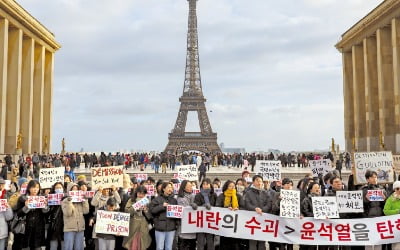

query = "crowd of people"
[0,151,391,250]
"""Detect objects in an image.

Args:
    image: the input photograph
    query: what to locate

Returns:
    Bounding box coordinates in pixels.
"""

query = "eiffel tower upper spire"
[183,0,202,97]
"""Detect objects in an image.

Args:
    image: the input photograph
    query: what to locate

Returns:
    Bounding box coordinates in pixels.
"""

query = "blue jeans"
[155,230,175,250]
[64,231,84,250]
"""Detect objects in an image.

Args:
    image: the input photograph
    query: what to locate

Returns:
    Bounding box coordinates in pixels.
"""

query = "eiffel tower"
[164,0,221,155]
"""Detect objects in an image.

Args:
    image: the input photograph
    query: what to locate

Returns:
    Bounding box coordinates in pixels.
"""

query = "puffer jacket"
[149,193,177,232]
[61,184,89,232]
[244,186,271,213]
[361,184,387,218]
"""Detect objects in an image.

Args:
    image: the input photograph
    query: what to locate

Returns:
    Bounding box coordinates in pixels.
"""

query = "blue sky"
[17,0,383,153]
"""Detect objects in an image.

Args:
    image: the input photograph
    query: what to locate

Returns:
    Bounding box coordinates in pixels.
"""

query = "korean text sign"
[309,160,332,178]
[336,191,363,213]
[91,166,124,189]
[280,190,300,218]
[311,196,339,219]
[181,207,400,245]
[27,196,46,209]
[39,167,65,189]
[354,152,394,184]
[177,164,198,181]
[95,210,130,236]
[255,160,281,181]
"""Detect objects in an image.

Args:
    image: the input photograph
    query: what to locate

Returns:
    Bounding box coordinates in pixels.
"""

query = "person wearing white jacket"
[0,205,13,250]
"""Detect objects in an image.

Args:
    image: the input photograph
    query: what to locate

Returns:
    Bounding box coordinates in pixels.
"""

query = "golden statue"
[61,138,65,153]
[379,131,385,149]
[16,132,22,149]
[43,136,48,152]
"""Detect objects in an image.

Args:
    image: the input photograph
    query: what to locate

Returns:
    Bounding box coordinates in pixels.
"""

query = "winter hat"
[393,181,400,190]
[18,177,28,187]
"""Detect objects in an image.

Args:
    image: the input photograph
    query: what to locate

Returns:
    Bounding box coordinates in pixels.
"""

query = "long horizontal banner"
[181,207,400,246]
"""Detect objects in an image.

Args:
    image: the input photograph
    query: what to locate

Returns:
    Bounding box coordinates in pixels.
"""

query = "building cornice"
[336,0,400,52]
[0,0,60,51]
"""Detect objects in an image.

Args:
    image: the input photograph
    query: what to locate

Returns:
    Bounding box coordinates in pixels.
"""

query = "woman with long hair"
[177,180,197,249]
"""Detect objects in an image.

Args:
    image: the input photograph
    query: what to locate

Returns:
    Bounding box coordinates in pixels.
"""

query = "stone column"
[31,44,45,153]
[364,36,380,152]
[20,37,34,154]
[343,51,355,152]
[42,51,53,154]
[0,19,8,154]
[392,18,400,153]
[352,44,366,151]
[5,28,22,154]
[377,26,396,151]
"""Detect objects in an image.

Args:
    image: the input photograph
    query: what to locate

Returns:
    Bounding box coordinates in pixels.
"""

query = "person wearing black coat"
[149,182,178,250]
[194,178,217,250]
[45,182,65,250]
[299,182,320,250]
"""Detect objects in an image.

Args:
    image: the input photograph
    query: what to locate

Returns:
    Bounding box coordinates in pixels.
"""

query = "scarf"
[201,189,211,205]
[224,189,238,209]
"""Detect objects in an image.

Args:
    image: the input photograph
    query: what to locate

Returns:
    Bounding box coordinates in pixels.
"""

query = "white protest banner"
[336,191,363,213]
[39,167,65,189]
[27,196,46,209]
[280,190,300,218]
[133,173,148,183]
[354,151,394,184]
[393,155,400,173]
[48,193,64,206]
[95,210,130,236]
[91,166,124,189]
[145,185,155,197]
[309,160,332,177]
[69,191,84,203]
[255,160,281,181]
[0,199,7,212]
[312,196,339,219]
[367,190,385,201]
[177,164,198,181]
[167,205,184,218]
[132,198,150,210]
[182,207,400,245]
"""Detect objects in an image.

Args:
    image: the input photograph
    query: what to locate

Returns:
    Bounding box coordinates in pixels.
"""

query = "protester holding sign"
[15,180,49,250]
[176,180,197,250]
[383,181,400,249]
[301,182,321,218]
[62,181,90,250]
[362,170,387,218]
[216,180,244,250]
[123,185,152,250]
[149,182,178,250]
[95,197,119,250]
[194,178,217,250]
[0,198,12,250]
[244,175,271,250]
[46,182,65,250]
[91,185,121,214]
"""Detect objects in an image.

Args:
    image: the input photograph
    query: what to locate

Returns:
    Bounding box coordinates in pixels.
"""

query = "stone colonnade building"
[336,0,400,154]
[0,0,60,155]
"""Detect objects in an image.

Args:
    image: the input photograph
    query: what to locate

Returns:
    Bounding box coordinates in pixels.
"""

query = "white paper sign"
[312,196,339,219]
[367,190,385,201]
[27,196,46,209]
[91,166,124,189]
[354,151,394,184]
[0,199,7,212]
[95,210,130,236]
[280,190,300,218]
[167,205,184,218]
[255,160,281,181]
[336,191,363,213]
[309,160,332,177]
[132,198,149,210]
[177,164,198,181]
[133,173,148,183]
[39,167,65,189]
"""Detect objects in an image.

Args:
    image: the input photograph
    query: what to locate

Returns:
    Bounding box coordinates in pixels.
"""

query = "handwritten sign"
[39,167,65,189]
[312,196,339,219]
[132,198,150,210]
[309,160,332,177]
[280,190,300,218]
[0,199,7,212]
[167,205,184,218]
[354,152,394,184]
[48,193,64,206]
[69,191,84,203]
[95,210,130,236]
[177,164,198,181]
[27,196,46,209]
[367,190,385,201]
[133,174,148,183]
[91,166,124,189]
[336,191,363,213]
[255,160,281,181]
[144,185,155,197]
